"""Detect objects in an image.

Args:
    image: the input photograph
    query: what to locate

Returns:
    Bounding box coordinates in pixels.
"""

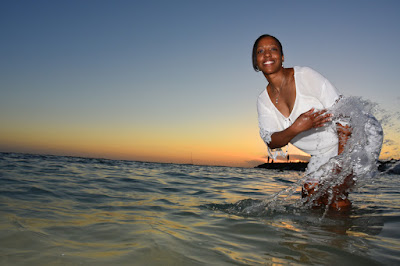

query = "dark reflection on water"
[0,152,399,265]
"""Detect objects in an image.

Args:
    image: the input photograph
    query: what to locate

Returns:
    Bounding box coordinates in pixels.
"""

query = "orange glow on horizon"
[1,119,399,168]
[0,123,270,167]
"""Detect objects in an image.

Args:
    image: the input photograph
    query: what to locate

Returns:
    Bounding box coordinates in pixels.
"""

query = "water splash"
[220,97,390,217]
[325,96,383,183]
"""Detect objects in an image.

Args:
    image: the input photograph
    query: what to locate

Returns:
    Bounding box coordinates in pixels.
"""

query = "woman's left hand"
[337,123,352,155]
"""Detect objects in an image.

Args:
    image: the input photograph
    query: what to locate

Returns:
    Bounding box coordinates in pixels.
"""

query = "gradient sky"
[1,0,400,167]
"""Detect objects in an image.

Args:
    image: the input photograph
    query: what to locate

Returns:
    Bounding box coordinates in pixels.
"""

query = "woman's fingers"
[296,108,332,131]
[337,123,352,136]
[314,109,329,118]
[311,109,332,127]
[304,108,315,116]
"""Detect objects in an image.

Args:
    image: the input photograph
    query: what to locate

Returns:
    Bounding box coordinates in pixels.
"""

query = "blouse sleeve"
[320,78,341,108]
[303,67,352,128]
[301,67,352,129]
[303,67,341,108]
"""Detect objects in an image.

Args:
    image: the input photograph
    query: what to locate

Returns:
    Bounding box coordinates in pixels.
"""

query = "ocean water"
[0,152,399,265]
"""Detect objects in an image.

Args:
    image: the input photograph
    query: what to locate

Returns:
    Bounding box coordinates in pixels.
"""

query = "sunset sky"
[1,0,400,167]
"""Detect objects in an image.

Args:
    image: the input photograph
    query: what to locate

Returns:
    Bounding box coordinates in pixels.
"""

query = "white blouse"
[257,66,341,160]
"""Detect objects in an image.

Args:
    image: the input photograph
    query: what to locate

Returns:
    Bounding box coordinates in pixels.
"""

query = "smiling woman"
[252,34,284,74]
[253,34,383,210]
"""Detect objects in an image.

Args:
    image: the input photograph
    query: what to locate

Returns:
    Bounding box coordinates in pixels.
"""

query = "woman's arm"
[268,108,332,149]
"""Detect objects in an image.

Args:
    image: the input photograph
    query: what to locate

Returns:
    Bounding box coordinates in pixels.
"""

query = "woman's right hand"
[269,108,332,149]
[292,108,332,133]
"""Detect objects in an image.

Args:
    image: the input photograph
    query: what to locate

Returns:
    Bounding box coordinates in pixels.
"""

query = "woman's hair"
[252,34,283,72]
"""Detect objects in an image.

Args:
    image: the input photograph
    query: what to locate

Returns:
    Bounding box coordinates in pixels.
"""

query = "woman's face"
[255,36,284,75]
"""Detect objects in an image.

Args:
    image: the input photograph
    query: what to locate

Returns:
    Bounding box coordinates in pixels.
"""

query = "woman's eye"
[257,49,264,54]
[271,47,278,51]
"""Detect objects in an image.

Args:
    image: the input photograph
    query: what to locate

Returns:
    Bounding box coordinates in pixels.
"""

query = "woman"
[254,34,352,210]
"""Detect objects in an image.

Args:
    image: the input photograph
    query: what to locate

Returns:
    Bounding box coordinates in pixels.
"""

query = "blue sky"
[1,0,400,166]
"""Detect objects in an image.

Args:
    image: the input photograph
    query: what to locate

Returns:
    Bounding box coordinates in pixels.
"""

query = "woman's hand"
[337,123,352,155]
[268,108,332,149]
[292,108,332,133]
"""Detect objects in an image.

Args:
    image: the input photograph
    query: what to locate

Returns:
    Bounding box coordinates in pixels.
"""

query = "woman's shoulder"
[257,89,269,104]
[294,66,327,84]
[294,66,320,76]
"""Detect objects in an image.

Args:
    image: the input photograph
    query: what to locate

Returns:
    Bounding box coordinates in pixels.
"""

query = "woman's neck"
[265,68,286,92]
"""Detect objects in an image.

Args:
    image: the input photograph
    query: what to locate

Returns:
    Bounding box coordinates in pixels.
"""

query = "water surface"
[0,152,399,265]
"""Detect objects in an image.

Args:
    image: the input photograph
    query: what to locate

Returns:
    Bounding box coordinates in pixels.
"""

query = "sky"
[1,0,400,167]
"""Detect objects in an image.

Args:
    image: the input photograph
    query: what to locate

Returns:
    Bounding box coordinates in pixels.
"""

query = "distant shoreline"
[255,162,308,171]
[255,159,399,173]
